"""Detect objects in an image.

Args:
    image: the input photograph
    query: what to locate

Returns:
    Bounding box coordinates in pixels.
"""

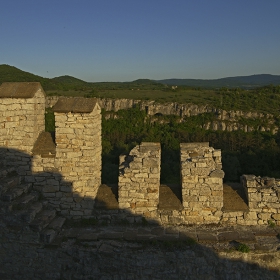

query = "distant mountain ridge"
[156,74,280,88]
[1,64,280,89]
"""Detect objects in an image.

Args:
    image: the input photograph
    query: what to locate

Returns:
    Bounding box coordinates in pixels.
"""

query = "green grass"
[237,243,250,253]
[268,220,276,228]
[46,88,218,105]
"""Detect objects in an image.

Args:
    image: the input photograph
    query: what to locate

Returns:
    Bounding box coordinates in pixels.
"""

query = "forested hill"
[0,65,164,91]
[0,65,90,91]
[1,64,280,89]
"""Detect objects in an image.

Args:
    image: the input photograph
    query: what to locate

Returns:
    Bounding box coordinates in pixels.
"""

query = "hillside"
[0,64,48,84]
[51,75,88,86]
[0,65,59,90]
[1,64,280,90]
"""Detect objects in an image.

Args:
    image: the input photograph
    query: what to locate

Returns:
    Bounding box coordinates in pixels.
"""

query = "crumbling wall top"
[0,82,45,98]
[180,142,209,149]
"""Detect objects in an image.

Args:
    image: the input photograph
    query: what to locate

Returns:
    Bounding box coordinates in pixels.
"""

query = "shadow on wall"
[1,147,280,279]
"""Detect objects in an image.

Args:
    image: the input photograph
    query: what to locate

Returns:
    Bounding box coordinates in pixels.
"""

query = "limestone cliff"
[46,96,278,134]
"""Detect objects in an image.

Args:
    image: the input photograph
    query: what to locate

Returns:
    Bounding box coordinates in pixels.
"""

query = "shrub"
[237,243,250,253]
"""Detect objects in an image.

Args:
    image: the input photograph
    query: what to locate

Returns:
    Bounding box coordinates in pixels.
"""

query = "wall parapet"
[0,82,45,153]
[33,97,102,217]
[180,142,224,224]
[241,175,280,225]
[1,83,280,226]
[118,142,161,215]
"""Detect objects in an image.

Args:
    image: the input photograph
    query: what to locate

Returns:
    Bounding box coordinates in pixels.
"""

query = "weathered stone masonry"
[0,82,280,225]
[119,142,161,215]
[0,82,45,182]
[0,83,102,218]
[240,175,280,225]
[32,97,102,217]
[180,143,224,224]
[0,82,45,154]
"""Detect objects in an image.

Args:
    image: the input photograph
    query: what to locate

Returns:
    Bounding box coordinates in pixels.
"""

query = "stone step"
[0,192,39,215]
[29,209,56,232]
[0,176,21,196]
[0,166,15,179]
[2,183,32,202]
[17,191,39,206]
[1,201,44,229]
[48,216,66,231]
[40,229,56,244]
[8,191,39,211]
[40,217,66,244]
[21,202,43,223]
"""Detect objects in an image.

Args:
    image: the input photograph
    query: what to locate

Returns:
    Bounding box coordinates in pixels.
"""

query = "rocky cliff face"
[46,96,278,134]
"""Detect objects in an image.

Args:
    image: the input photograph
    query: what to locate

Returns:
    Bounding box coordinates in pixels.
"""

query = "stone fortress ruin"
[0,82,280,242]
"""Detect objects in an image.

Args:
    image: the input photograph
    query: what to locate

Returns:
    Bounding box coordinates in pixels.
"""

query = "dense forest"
[46,106,280,184]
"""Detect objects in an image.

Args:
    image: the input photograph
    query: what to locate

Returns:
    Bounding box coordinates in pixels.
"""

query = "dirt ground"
[223,182,249,212]
[95,183,249,212]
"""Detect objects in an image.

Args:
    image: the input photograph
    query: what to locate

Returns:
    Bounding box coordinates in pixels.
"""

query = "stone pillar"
[52,97,102,217]
[118,142,161,216]
[180,142,224,224]
[0,82,45,154]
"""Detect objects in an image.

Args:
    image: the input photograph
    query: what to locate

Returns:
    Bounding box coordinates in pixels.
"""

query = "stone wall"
[119,142,161,217]
[1,84,280,225]
[180,143,224,224]
[0,82,45,154]
[31,97,102,218]
[241,175,280,225]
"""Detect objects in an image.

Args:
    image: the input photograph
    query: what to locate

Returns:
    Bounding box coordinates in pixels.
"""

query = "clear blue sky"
[1,0,280,82]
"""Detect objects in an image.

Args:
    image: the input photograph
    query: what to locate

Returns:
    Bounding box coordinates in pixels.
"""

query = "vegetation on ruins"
[236,243,250,253]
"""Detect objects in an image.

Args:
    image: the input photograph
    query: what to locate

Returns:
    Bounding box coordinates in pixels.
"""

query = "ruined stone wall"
[180,143,224,224]
[0,90,45,154]
[241,175,280,226]
[118,142,161,217]
[1,86,280,224]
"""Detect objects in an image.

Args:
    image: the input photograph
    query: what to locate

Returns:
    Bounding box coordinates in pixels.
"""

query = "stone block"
[209,170,225,178]
[257,212,272,220]
[43,185,59,193]
[211,190,223,196]
[272,213,280,221]
[43,193,56,198]
[182,175,198,183]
